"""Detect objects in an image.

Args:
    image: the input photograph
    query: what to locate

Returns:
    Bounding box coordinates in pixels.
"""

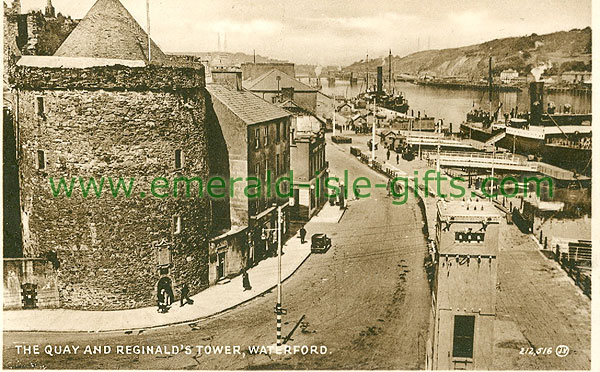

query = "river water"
[305,78,592,132]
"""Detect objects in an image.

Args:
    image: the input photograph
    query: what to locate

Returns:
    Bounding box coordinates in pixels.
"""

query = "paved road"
[3,136,431,370]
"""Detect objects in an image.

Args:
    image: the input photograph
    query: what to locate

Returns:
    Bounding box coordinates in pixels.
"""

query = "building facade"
[429,199,501,370]
[205,83,292,279]
[561,71,592,84]
[289,117,328,220]
[499,69,519,84]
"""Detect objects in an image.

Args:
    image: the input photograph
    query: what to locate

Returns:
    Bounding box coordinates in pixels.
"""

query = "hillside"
[343,28,591,79]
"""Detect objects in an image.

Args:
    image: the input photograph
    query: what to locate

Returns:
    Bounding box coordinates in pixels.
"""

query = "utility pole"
[333,95,336,136]
[146,0,151,63]
[371,98,376,162]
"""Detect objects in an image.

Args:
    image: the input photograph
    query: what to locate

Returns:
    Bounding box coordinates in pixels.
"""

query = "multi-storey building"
[205,81,292,276]
[429,199,501,370]
[278,98,328,220]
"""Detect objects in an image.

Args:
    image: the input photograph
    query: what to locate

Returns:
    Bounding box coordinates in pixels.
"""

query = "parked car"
[311,233,332,253]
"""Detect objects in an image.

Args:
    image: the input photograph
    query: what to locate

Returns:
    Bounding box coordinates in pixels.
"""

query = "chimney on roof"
[211,68,242,91]
[282,87,295,102]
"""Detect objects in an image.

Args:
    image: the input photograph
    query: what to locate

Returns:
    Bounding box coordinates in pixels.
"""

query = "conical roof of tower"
[54,0,167,64]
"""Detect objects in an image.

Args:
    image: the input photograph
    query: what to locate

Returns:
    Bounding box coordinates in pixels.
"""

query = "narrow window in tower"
[36,96,45,118]
[452,315,475,358]
[175,149,183,170]
[37,150,46,170]
[173,215,182,235]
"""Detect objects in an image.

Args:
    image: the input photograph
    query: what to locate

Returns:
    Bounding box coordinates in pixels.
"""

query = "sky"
[17,0,592,66]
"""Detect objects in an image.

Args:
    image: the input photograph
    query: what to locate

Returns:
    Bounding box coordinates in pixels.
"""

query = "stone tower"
[45,0,56,18]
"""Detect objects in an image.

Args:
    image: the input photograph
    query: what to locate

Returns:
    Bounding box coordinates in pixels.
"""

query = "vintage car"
[311,233,332,253]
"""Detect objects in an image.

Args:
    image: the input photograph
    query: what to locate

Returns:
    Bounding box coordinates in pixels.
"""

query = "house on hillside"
[500,69,519,84]
[561,71,592,84]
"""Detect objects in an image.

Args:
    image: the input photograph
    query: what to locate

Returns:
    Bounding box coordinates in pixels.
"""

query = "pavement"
[493,218,591,370]
[2,204,346,333]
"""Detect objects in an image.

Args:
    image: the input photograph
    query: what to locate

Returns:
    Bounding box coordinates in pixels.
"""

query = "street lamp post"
[261,201,289,347]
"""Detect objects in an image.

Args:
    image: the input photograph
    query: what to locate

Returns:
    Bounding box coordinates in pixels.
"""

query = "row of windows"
[36,149,186,170]
[254,151,288,179]
[254,121,288,149]
[309,148,326,177]
[455,231,485,243]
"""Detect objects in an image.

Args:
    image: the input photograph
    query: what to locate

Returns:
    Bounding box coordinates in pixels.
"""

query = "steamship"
[460,81,592,175]
[358,51,410,114]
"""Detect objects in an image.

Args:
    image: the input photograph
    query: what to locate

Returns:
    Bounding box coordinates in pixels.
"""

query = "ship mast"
[488,56,493,112]
[366,52,369,93]
[388,49,392,93]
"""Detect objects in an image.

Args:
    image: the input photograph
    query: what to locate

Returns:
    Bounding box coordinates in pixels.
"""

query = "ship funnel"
[377,66,383,93]
[529,81,544,126]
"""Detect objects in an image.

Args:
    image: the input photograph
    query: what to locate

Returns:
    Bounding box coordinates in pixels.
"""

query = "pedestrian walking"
[299,227,307,244]
[396,153,400,164]
[158,288,169,313]
[242,269,252,291]
[386,149,391,161]
[157,277,174,313]
[180,283,194,307]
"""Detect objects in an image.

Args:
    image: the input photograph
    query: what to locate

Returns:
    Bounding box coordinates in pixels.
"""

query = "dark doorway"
[217,252,226,279]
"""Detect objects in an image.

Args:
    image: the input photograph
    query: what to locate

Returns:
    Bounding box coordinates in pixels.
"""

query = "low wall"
[3,258,60,310]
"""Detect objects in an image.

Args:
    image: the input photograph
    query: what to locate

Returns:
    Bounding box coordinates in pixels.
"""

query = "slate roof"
[206,84,290,126]
[244,69,317,92]
[54,0,167,64]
